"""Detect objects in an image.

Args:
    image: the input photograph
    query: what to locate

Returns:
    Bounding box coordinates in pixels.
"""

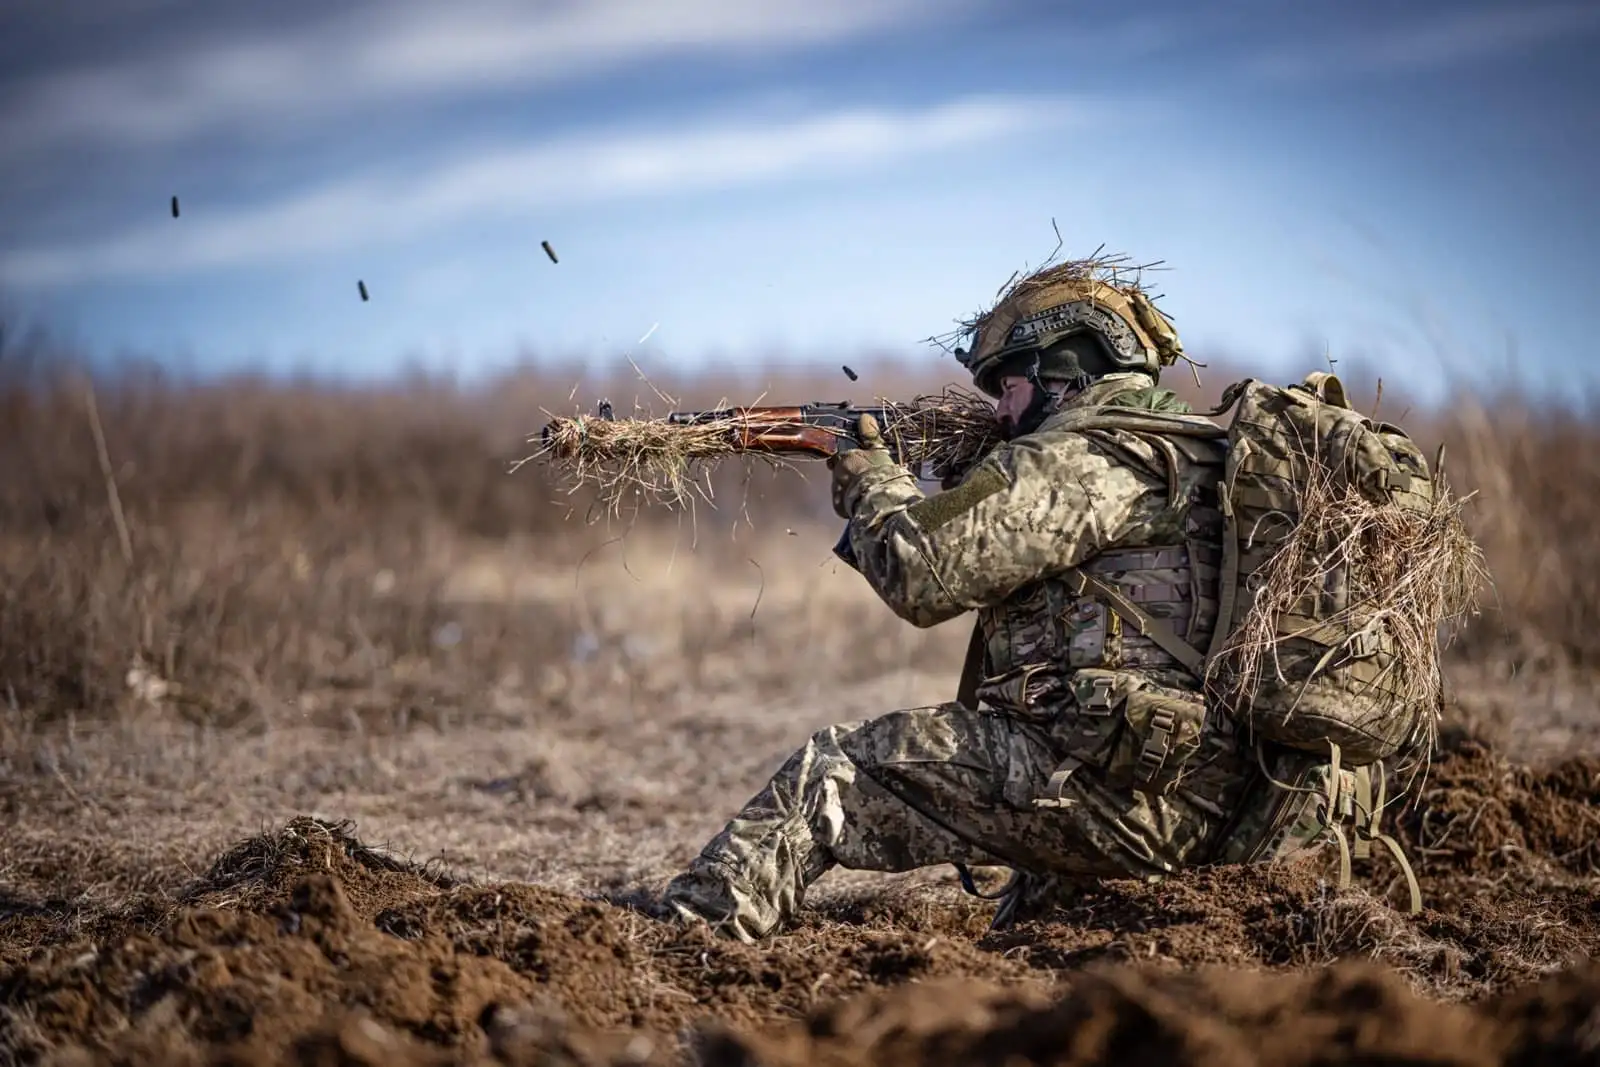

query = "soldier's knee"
[812,718,869,748]
[836,705,975,771]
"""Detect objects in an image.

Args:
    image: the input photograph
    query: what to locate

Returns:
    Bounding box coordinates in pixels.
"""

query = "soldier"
[655,263,1365,942]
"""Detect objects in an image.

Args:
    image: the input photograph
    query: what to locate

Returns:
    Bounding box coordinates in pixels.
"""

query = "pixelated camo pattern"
[660,375,1335,941]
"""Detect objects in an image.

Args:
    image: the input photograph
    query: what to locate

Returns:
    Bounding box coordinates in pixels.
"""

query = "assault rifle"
[540,395,998,567]
[541,398,982,482]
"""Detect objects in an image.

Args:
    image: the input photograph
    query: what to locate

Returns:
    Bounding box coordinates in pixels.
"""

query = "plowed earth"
[4,725,1600,1066]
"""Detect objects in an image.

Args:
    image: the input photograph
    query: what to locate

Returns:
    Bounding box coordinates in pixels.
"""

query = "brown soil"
[5,728,1600,1066]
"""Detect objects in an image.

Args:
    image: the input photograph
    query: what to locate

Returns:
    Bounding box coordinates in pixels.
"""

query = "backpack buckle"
[1346,626,1384,660]
[1136,705,1178,784]
[1078,676,1116,715]
[1372,468,1413,493]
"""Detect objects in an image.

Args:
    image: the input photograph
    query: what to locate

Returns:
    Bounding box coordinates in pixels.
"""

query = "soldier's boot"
[654,850,808,944]
[961,864,1101,931]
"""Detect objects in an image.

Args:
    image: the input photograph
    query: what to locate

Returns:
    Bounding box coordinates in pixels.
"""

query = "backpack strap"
[1195,381,1253,663]
[1319,747,1425,916]
[1206,448,1244,663]
[1354,761,1423,915]
[1060,569,1207,677]
[1225,739,1424,915]
[1045,409,1230,440]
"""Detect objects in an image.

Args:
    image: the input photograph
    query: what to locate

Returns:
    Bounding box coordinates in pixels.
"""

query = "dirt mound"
[708,962,1600,1067]
[1399,730,1600,885]
[5,734,1600,1066]
[16,916,1600,1066]
[0,818,1026,1064]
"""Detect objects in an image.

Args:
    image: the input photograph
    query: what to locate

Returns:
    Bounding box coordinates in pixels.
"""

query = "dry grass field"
[3,342,1600,1065]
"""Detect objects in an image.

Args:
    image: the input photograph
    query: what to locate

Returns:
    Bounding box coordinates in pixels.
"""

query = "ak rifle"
[543,399,953,480]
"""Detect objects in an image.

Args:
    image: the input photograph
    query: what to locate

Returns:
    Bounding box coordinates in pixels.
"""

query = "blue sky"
[1,0,1596,402]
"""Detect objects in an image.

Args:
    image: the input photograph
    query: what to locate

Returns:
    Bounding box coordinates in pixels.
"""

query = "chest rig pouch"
[1022,670,1215,821]
[1050,541,1222,675]
[1033,668,1210,800]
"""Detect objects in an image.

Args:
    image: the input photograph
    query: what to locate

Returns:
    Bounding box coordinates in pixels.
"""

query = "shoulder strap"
[1061,570,1207,676]
[1046,410,1229,439]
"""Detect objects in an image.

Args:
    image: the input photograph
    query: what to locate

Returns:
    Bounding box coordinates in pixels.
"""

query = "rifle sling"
[956,619,987,710]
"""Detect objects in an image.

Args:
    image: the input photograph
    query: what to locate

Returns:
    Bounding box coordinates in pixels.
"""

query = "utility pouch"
[1105,683,1207,797]
[1038,670,1206,797]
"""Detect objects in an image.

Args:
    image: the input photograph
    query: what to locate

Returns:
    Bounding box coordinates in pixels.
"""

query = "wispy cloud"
[0,0,970,157]
[0,94,1103,287]
[1245,2,1600,80]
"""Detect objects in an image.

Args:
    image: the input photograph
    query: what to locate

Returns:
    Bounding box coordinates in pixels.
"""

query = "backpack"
[1006,371,1447,771]
[1009,372,1465,914]
[1200,371,1442,768]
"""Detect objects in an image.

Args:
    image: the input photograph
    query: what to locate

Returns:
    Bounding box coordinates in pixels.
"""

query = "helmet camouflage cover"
[954,255,1186,397]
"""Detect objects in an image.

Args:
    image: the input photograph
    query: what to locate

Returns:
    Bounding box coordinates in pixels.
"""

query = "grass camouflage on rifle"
[530,386,1001,515]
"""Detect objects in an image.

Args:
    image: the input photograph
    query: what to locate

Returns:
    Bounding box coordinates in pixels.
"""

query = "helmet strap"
[1024,352,1045,391]
[1010,353,1090,436]
[1032,352,1092,407]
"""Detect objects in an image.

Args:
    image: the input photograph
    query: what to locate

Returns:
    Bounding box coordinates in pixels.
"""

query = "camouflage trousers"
[659,693,1290,943]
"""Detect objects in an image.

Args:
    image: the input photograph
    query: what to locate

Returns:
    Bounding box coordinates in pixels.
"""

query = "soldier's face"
[995,375,1037,438]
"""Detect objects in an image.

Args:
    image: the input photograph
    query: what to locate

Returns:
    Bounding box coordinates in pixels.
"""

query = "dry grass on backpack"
[1209,439,1491,768]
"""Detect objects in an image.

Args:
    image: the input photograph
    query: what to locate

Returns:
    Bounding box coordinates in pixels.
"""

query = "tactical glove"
[831,525,860,571]
[827,413,896,519]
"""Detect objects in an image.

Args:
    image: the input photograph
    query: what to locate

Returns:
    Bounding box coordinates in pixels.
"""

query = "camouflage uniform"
[659,372,1329,943]
[655,258,1368,941]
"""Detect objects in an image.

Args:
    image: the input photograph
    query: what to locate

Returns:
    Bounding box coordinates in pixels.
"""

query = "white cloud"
[1,0,970,155]
[0,94,1103,287]
[1246,2,1599,80]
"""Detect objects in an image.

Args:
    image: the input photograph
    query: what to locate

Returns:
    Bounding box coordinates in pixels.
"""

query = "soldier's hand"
[827,413,896,519]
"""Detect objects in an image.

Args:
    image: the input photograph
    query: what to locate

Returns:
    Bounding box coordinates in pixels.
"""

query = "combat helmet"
[953,252,1186,398]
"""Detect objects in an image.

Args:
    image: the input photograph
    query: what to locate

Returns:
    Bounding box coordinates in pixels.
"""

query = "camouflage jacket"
[839,373,1228,710]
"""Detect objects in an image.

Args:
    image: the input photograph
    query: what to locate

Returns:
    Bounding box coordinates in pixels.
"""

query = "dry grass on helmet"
[926,243,1209,388]
[1210,448,1490,779]
[527,386,1002,517]
[986,246,1167,310]
[927,245,1168,355]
